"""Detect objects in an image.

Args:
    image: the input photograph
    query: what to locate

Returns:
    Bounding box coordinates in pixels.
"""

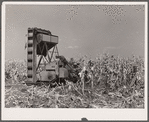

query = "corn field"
[5,53,145,108]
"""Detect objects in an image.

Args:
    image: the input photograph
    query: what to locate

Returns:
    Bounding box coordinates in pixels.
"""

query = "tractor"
[26,27,80,86]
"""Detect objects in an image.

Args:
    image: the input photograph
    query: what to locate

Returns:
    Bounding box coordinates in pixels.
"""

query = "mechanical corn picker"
[26,27,79,86]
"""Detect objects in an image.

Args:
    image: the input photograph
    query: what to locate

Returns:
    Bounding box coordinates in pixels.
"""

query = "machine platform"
[36,34,58,56]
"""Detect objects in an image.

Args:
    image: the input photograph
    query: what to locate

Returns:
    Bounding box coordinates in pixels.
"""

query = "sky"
[5,4,145,60]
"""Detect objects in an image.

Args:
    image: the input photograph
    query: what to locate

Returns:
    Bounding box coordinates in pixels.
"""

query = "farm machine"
[26,27,79,86]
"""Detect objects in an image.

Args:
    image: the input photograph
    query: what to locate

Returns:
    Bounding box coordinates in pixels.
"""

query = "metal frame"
[27,27,59,84]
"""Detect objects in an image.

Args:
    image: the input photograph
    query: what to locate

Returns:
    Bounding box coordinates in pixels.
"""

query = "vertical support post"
[33,33,37,83]
[50,46,55,61]
[44,42,51,63]
[36,55,43,71]
[27,28,33,84]
[55,45,59,56]
[27,28,37,84]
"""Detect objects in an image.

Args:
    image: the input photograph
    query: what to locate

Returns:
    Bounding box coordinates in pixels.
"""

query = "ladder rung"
[26,79,33,82]
[28,39,33,44]
[28,47,33,52]
[27,62,33,67]
[27,55,33,59]
[28,32,33,37]
[28,70,33,75]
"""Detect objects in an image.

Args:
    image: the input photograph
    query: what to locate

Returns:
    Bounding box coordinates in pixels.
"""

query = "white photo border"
[1,1,148,121]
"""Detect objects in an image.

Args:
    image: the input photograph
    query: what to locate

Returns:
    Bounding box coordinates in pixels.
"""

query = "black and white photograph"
[1,1,148,121]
